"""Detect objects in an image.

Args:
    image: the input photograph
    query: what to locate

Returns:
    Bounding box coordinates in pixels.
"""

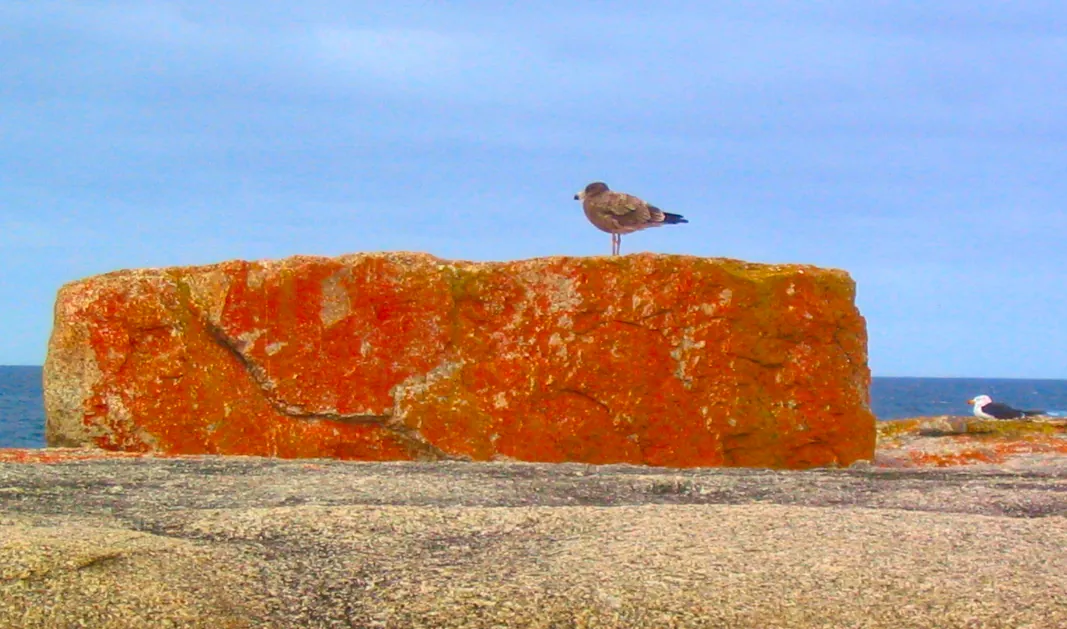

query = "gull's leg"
[612,234,620,256]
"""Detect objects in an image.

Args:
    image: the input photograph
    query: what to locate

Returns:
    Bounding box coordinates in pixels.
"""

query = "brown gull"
[574,182,688,255]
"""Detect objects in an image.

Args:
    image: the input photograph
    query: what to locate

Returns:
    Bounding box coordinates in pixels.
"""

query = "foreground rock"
[877,416,1067,468]
[1,455,1065,628]
[44,252,874,468]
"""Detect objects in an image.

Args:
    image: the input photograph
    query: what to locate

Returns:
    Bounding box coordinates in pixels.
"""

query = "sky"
[2,1,1066,378]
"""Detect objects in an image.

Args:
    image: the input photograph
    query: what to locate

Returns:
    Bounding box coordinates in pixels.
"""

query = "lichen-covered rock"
[44,253,875,468]
[876,416,1067,467]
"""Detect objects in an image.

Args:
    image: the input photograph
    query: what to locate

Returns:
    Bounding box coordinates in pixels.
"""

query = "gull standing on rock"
[967,394,1045,420]
[574,182,688,255]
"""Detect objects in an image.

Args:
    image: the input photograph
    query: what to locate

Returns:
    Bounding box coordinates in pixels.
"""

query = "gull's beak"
[966,399,974,405]
[574,192,583,201]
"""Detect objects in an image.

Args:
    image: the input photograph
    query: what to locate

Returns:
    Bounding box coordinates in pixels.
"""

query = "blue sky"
[2,1,1065,377]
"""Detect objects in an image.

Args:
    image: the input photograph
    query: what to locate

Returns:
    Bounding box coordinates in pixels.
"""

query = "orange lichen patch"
[964,418,1067,436]
[44,252,875,469]
[875,416,1067,468]
[0,448,161,464]
[900,436,1067,468]
[875,418,924,441]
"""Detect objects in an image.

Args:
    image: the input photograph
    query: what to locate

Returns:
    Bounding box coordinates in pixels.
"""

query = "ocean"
[1,366,46,448]
[1,366,1066,448]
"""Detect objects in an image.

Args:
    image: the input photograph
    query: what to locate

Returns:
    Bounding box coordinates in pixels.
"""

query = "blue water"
[1,366,47,448]
[1,366,1066,448]
[871,377,1067,420]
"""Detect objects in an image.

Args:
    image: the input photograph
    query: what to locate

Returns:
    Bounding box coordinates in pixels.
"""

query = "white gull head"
[967,394,993,419]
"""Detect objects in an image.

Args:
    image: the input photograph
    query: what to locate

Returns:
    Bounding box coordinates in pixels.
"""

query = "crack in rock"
[175,280,455,460]
[556,388,612,415]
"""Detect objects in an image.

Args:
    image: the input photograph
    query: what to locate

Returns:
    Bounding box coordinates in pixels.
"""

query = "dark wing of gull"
[981,402,1025,419]
[981,401,1044,419]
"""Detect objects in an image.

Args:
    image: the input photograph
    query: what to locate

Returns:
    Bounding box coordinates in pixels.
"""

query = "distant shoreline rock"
[876,415,1067,468]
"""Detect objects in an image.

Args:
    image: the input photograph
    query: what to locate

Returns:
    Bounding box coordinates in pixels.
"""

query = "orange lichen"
[876,416,1067,467]
[0,448,160,464]
[44,253,876,469]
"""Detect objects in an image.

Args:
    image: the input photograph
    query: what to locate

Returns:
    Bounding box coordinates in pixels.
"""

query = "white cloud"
[4,1,210,47]
[310,26,487,82]
[0,220,96,248]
